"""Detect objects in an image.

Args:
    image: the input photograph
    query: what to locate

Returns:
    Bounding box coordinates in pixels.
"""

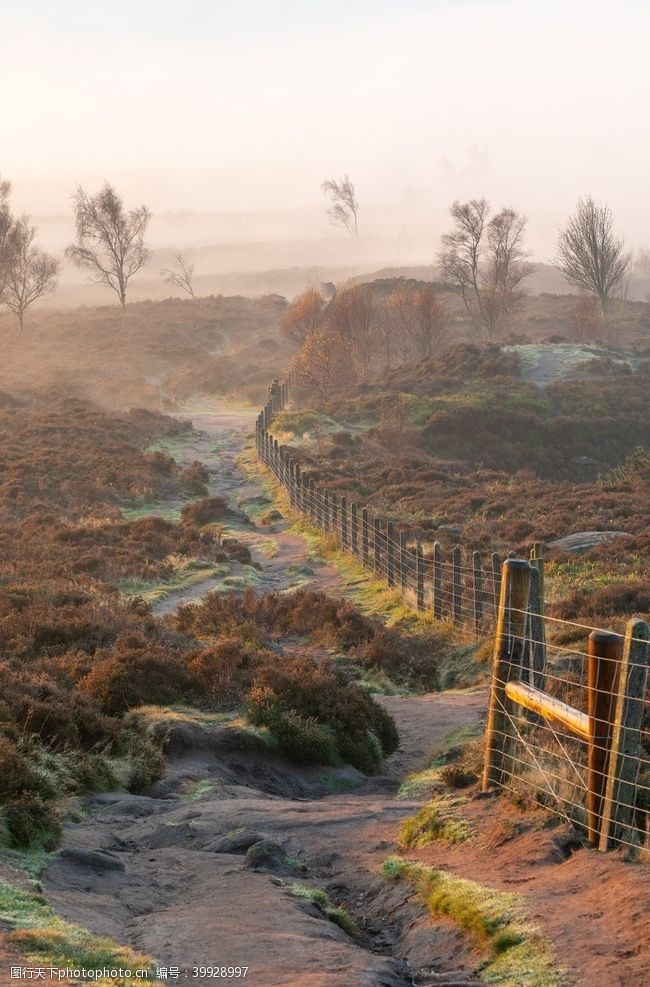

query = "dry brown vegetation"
[0,293,289,408]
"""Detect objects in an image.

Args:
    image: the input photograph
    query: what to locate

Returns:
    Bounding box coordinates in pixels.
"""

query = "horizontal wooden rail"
[505,680,590,741]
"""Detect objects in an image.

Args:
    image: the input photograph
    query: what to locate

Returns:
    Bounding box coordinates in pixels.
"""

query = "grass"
[181,779,216,801]
[119,558,230,603]
[398,796,472,848]
[381,858,565,986]
[398,721,485,799]
[0,879,158,985]
[280,881,357,935]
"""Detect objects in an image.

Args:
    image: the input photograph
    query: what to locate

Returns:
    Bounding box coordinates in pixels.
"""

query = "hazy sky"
[3,0,650,257]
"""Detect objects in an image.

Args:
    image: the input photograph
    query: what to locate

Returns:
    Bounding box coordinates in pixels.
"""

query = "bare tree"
[556,195,629,315]
[412,284,449,359]
[0,175,16,297]
[290,328,340,400]
[66,183,151,307]
[438,199,531,342]
[280,285,326,344]
[567,295,601,343]
[321,175,359,237]
[326,282,376,382]
[161,252,196,299]
[1,217,58,332]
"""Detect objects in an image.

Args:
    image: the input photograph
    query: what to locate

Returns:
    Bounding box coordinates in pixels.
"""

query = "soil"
[3,398,650,987]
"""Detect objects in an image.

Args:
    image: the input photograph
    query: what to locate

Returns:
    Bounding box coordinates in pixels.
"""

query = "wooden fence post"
[491,552,502,612]
[482,558,532,790]
[323,489,331,531]
[526,566,546,691]
[331,492,338,536]
[373,516,382,574]
[386,521,396,586]
[452,546,462,625]
[432,541,442,619]
[598,619,649,851]
[399,530,408,592]
[294,464,301,512]
[473,551,483,632]
[416,542,425,611]
[587,630,622,846]
[308,477,315,521]
[315,485,323,529]
[340,495,348,548]
[362,508,370,567]
[350,502,359,556]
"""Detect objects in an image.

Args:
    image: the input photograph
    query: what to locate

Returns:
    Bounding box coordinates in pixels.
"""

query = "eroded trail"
[40,399,485,987]
[148,399,344,615]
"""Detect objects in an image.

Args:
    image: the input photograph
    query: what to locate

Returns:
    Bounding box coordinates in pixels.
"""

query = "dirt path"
[149,399,344,615]
[41,691,485,987]
[18,396,485,986]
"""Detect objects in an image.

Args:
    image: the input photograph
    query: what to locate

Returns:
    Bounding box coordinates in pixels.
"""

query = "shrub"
[181,496,228,526]
[246,685,339,765]
[180,461,210,495]
[79,637,200,715]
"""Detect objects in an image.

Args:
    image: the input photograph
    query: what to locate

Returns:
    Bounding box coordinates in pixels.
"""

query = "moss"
[0,880,157,985]
[282,881,357,935]
[381,859,565,986]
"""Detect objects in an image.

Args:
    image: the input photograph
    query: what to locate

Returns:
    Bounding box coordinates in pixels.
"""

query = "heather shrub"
[180,460,210,495]
[79,635,201,715]
[246,684,339,765]
[181,496,228,526]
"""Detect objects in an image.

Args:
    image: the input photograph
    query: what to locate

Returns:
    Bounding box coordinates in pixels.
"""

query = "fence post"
[432,541,442,619]
[294,464,301,512]
[307,477,315,521]
[340,495,348,548]
[323,489,331,531]
[452,546,462,625]
[528,543,547,689]
[350,502,359,556]
[399,530,408,592]
[473,551,483,632]
[386,521,395,586]
[361,508,370,567]
[288,459,295,507]
[598,619,650,851]
[315,485,323,528]
[491,552,502,611]
[587,630,622,847]
[416,542,425,611]
[331,492,338,536]
[482,558,532,791]
[527,566,546,691]
[373,516,382,574]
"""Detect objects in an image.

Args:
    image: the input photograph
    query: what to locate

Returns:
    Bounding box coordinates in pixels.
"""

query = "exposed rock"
[548,530,632,553]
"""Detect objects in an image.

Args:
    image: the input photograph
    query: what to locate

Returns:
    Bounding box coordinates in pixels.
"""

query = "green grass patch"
[119,558,230,603]
[381,859,564,985]
[281,881,357,935]
[398,796,472,847]
[0,879,157,985]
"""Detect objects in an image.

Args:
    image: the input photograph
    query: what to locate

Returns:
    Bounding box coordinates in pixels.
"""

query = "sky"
[2,0,650,258]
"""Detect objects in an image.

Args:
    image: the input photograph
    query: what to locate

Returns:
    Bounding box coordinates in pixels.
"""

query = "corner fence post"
[473,551,483,632]
[452,545,462,625]
[416,542,425,611]
[599,618,650,850]
[432,541,442,619]
[361,508,370,567]
[482,558,532,791]
[587,630,621,846]
[350,502,359,556]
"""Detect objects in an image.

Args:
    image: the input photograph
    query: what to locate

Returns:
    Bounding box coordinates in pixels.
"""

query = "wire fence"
[483,559,650,854]
[256,379,650,853]
[255,379,508,634]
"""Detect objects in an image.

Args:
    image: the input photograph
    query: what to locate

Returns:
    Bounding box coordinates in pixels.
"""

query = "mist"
[4,0,650,299]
